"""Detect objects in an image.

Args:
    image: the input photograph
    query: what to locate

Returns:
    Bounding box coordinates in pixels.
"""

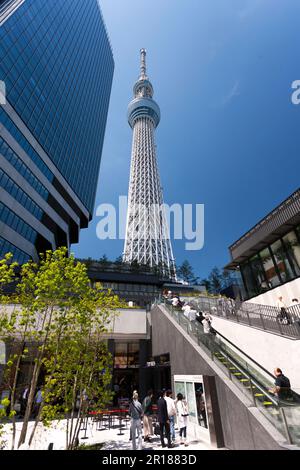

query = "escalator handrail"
[161,300,300,400]
[213,337,278,404]
[210,327,275,381]
[161,299,275,382]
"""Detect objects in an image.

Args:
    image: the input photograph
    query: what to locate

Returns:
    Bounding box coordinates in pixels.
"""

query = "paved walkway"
[2,418,218,450]
[99,426,214,451]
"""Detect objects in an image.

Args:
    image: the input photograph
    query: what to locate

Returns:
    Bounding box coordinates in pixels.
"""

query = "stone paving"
[2,418,218,450]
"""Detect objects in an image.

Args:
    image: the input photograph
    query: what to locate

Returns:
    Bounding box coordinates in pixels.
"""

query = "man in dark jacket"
[157,389,173,448]
[269,368,292,400]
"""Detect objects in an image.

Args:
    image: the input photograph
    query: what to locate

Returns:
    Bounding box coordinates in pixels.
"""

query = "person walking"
[165,390,176,442]
[33,386,43,418]
[202,315,211,334]
[176,393,189,446]
[276,296,292,325]
[157,390,173,448]
[142,390,154,442]
[196,311,205,324]
[20,385,29,417]
[129,391,143,450]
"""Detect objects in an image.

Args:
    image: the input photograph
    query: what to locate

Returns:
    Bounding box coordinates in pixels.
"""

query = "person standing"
[157,390,173,448]
[129,391,143,450]
[33,386,43,418]
[142,390,154,442]
[165,390,176,442]
[21,385,29,417]
[176,393,189,446]
[276,296,292,325]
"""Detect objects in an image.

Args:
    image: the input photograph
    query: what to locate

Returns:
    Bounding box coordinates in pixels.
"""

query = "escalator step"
[254,393,264,397]
[263,402,273,406]
[234,373,242,376]
[229,367,236,370]
[240,379,250,382]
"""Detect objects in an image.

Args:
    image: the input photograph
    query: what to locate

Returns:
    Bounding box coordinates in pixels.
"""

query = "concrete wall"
[212,316,300,389]
[151,305,289,450]
[246,277,300,307]
[0,304,149,340]
[107,308,148,339]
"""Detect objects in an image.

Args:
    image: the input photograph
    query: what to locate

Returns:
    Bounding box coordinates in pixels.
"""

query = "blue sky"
[72,0,300,279]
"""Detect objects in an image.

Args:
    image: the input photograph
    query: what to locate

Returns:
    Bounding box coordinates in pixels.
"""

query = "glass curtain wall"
[239,227,300,300]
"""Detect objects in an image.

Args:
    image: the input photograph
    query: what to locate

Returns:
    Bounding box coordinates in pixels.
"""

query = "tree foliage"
[201,267,236,294]
[0,247,122,449]
[177,260,199,284]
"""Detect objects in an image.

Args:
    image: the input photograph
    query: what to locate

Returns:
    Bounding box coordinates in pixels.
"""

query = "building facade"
[226,188,300,305]
[123,49,176,280]
[0,0,114,263]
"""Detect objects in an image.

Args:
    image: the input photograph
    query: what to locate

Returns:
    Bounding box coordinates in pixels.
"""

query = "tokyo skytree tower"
[123,49,176,279]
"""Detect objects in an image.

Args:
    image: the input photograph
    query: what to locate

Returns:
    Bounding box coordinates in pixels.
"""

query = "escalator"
[157,299,300,447]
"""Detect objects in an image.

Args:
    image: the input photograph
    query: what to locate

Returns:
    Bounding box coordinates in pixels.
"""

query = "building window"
[259,247,281,289]
[114,343,128,369]
[282,231,300,277]
[114,342,139,369]
[240,262,258,298]
[270,239,295,283]
[0,0,25,26]
[249,255,267,294]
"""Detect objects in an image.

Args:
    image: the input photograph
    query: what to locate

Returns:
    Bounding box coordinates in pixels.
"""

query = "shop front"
[174,374,224,448]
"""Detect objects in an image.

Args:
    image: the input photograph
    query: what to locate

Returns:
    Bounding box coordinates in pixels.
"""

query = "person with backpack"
[129,391,143,450]
[142,389,154,442]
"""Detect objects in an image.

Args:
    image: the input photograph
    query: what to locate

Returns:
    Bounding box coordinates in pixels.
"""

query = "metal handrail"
[188,295,300,338]
[158,300,300,445]
[212,327,275,382]
[161,300,299,403]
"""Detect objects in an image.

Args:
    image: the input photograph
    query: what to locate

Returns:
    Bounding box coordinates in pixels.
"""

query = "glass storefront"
[270,240,294,283]
[259,247,281,289]
[239,227,300,300]
[114,342,139,369]
[174,375,209,434]
[282,232,300,277]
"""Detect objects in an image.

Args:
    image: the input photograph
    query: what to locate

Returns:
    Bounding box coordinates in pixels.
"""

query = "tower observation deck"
[123,49,176,280]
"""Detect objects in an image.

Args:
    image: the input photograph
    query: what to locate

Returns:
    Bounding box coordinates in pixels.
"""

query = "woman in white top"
[176,393,189,446]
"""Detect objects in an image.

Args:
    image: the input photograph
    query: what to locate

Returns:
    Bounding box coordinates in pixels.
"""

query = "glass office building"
[0,0,114,263]
[227,188,300,301]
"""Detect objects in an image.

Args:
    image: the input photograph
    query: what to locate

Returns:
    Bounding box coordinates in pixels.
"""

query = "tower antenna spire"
[140,48,147,79]
[124,50,176,280]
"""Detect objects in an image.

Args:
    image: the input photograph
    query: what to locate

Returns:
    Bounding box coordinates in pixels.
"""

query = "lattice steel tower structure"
[123,49,176,279]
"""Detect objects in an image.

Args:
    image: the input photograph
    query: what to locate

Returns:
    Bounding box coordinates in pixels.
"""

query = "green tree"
[208,267,223,294]
[200,278,211,293]
[98,254,110,265]
[0,248,121,449]
[177,260,198,284]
